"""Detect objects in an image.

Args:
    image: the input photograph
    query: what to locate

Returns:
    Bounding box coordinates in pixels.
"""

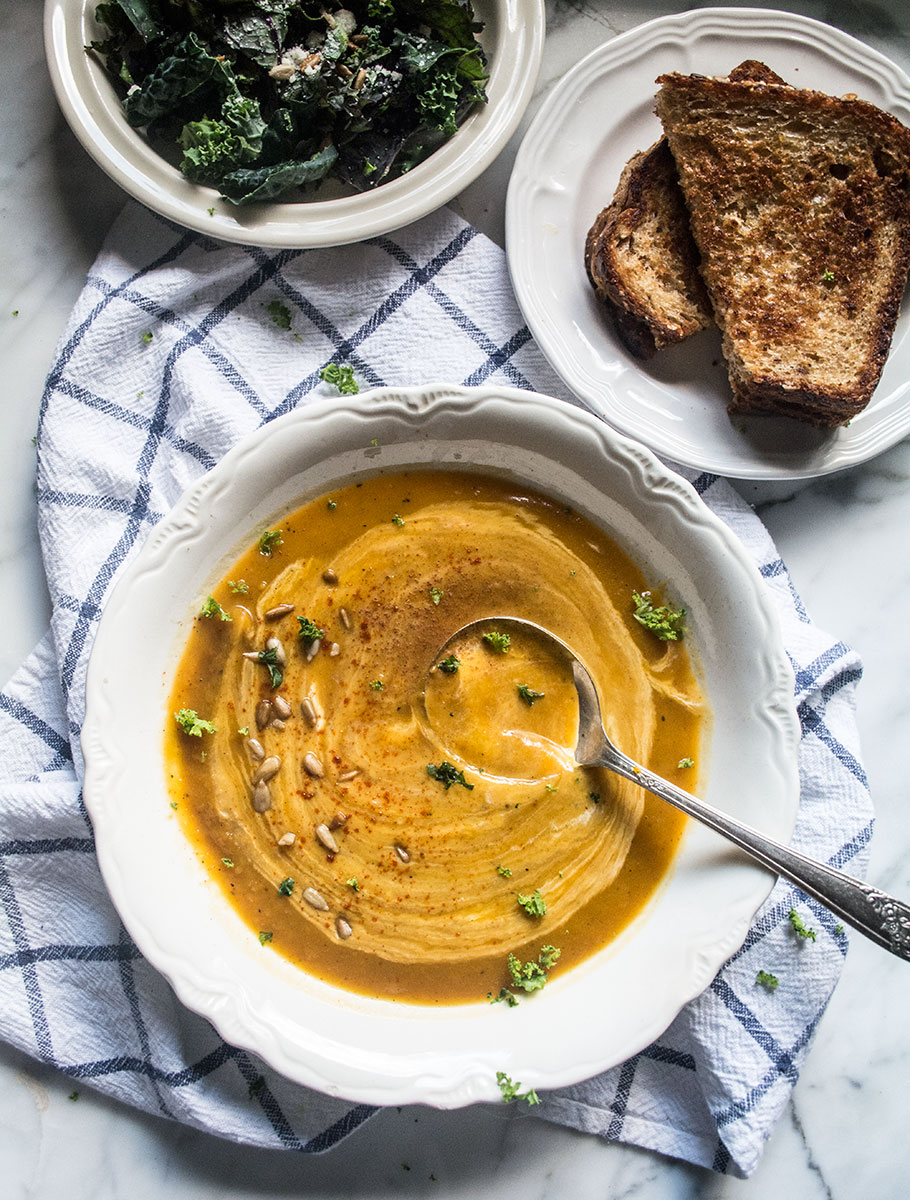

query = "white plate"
[82,384,800,1107]
[44,0,544,248]
[506,8,910,480]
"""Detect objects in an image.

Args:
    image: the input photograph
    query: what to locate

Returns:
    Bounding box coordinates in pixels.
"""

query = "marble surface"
[3,0,910,1195]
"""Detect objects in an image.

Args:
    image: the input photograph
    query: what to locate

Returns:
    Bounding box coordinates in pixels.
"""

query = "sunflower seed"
[270,719,286,732]
[241,651,261,662]
[255,699,272,730]
[322,567,338,585]
[337,769,359,783]
[329,810,349,830]
[303,887,329,911]
[246,737,265,762]
[338,607,352,631]
[265,603,295,620]
[305,637,322,662]
[327,641,340,657]
[253,756,281,784]
[272,694,292,719]
[315,823,339,853]
[277,831,296,847]
[252,781,272,812]
[265,636,286,667]
[394,843,410,864]
[335,915,353,939]
[300,697,318,726]
[303,752,324,778]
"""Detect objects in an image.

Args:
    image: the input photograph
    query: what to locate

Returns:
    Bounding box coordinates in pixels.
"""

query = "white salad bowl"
[44,0,544,247]
[82,384,800,1107]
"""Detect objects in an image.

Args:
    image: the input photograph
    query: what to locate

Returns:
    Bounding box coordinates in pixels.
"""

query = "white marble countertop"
[4,1,910,1195]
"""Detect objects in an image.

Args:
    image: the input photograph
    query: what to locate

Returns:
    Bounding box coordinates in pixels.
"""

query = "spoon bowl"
[433,616,910,962]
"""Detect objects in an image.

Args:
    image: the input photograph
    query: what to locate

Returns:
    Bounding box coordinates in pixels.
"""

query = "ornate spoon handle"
[572,664,910,961]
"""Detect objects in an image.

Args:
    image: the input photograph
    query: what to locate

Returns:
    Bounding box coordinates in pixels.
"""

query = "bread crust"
[584,139,712,358]
[656,69,910,426]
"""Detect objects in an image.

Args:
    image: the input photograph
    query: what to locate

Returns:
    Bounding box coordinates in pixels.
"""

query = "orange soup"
[165,471,704,1004]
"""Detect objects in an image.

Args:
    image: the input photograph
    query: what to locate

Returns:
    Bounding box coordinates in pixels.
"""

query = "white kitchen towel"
[0,201,871,1177]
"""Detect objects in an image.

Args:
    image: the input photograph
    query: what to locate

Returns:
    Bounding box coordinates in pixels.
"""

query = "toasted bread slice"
[584,63,784,359]
[656,67,910,426]
[584,138,712,358]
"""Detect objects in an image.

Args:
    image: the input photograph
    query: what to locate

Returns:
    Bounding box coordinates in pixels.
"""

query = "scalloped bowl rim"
[81,384,801,1107]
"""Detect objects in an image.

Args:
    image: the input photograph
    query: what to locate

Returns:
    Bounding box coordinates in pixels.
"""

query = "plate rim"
[505,6,910,480]
[44,0,545,248]
[80,382,801,1107]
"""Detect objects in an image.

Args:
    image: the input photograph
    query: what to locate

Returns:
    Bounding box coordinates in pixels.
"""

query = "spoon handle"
[597,742,910,961]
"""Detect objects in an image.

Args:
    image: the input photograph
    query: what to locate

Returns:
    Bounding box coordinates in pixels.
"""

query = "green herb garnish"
[391,513,405,527]
[756,969,779,991]
[369,679,384,691]
[496,1071,540,1106]
[507,944,561,994]
[257,647,283,689]
[174,708,216,737]
[788,907,817,941]
[437,654,460,674]
[678,757,694,769]
[490,988,519,1007]
[258,529,283,556]
[429,586,444,605]
[632,590,686,641]
[221,857,235,868]
[258,930,273,945]
[496,864,512,878]
[321,362,359,394]
[347,877,360,891]
[277,877,295,896]
[141,330,153,344]
[297,616,324,645]
[229,579,249,593]
[427,761,474,790]
[517,889,546,918]
[200,595,232,621]
[266,300,292,330]
[821,268,835,283]
[482,630,511,653]
[517,683,544,705]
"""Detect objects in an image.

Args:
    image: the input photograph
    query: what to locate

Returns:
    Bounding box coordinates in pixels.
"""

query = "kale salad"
[90,0,489,204]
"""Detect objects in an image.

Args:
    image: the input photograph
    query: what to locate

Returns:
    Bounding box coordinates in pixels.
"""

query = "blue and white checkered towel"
[0,201,871,1177]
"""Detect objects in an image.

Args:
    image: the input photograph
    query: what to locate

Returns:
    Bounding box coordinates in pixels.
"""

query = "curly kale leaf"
[123,33,235,126]
[218,145,339,204]
[179,93,267,183]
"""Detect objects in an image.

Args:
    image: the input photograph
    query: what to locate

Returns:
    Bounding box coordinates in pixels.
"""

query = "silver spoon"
[432,616,910,962]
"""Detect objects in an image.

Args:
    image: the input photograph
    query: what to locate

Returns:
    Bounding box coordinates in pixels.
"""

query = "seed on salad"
[300,697,317,726]
[394,843,410,864]
[315,823,339,853]
[337,769,359,783]
[246,737,265,762]
[268,62,296,80]
[353,67,367,92]
[253,755,281,784]
[255,699,272,730]
[242,651,261,662]
[272,694,292,720]
[303,752,325,778]
[329,810,349,830]
[335,915,353,940]
[277,832,296,847]
[322,567,338,585]
[265,635,286,667]
[303,886,329,911]
[252,781,272,813]
[338,607,352,631]
[265,603,295,621]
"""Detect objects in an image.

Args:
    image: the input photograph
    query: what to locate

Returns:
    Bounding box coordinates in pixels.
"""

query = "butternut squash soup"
[165,471,704,1005]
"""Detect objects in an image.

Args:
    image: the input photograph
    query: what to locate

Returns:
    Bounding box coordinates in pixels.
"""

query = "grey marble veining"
[4,0,910,1195]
